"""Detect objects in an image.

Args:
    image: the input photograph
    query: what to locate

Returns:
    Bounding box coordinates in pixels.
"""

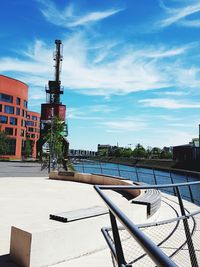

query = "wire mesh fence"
[102,194,200,267]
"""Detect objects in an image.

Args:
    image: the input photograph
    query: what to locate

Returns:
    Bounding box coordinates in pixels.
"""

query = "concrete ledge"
[10,216,108,267]
[49,171,140,199]
[10,227,31,267]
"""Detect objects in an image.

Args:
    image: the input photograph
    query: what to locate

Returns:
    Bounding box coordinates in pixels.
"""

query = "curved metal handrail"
[94,181,200,267]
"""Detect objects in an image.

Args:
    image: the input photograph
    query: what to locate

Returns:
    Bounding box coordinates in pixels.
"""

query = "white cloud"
[139,98,200,109]
[0,32,199,97]
[99,120,147,132]
[38,0,123,28]
[67,105,119,120]
[159,0,200,28]
[161,91,188,96]
[137,45,191,59]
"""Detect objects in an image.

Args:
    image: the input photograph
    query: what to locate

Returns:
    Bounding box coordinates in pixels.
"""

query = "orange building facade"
[26,111,40,158]
[0,75,40,159]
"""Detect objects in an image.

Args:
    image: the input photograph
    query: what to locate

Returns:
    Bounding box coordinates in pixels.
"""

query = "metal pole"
[109,211,126,266]
[176,187,198,266]
[170,171,176,196]
[135,167,139,182]
[152,168,157,185]
[186,174,194,203]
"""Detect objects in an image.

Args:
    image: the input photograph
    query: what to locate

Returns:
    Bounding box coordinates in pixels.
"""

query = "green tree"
[112,147,124,157]
[133,144,147,158]
[0,131,9,155]
[122,148,132,158]
[160,150,172,159]
[151,147,162,158]
[24,140,33,158]
[44,117,64,162]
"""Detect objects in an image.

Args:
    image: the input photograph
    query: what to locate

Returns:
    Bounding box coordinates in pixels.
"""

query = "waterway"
[73,160,200,205]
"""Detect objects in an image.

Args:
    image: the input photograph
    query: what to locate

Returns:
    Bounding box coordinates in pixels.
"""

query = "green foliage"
[24,140,33,158]
[160,150,172,159]
[99,148,108,157]
[0,131,9,155]
[44,116,64,161]
[132,143,147,158]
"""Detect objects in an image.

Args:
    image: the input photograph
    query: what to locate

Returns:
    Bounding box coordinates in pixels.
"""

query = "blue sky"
[1,0,200,150]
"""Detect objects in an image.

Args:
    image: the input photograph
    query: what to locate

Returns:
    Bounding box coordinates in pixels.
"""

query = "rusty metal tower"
[37,40,69,162]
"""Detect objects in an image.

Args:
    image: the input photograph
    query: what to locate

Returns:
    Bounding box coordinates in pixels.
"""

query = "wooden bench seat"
[50,205,108,222]
[131,184,161,217]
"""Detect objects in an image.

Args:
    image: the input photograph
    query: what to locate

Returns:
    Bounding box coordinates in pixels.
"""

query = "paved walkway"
[0,175,199,266]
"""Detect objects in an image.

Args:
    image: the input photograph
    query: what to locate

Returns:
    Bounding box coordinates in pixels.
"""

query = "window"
[15,129,17,136]
[5,127,13,136]
[16,107,20,115]
[31,134,35,138]
[0,93,13,103]
[21,130,25,137]
[26,121,34,126]
[6,139,16,155]
[4,105,14,114]
[32,115,37,121]
[16,97,20,105]
[10,117,17,125]
[0,115,8,124]
[23,100,28,108]
[0,104,2,112]
[21,119,26,127]
[28,127,34,132]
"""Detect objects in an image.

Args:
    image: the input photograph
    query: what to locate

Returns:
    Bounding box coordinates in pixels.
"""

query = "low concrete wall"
[49,171,140,199]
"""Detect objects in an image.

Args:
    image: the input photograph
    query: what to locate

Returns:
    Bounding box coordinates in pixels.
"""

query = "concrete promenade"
[0,162,199,266]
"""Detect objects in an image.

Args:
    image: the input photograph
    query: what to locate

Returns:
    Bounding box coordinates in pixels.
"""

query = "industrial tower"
[37,40,69,162]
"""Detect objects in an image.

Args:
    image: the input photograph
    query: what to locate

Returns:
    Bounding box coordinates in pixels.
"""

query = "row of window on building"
[2,127,39,139]
[0,93,27,107]
[0,115,40,126]
[0,103,39,120]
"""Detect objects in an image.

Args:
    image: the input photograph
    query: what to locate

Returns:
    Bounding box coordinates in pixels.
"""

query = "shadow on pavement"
[0,254,21,267]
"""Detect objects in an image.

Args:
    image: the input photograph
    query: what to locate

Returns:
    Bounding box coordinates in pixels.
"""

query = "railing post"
[109,211,126,267]
[82,162,85,173]
[135,167,139,182]
[118,164,121,177]
[152,168,157,185]
[170,171,176,196]
[100,161,103,174]
[186,174,194,203]
[176,187,198,267]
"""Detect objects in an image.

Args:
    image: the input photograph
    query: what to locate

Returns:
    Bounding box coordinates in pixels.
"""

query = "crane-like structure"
[37,40,69,167]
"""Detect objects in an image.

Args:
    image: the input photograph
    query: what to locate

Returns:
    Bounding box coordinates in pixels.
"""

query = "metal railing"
[94,181,200,267]
[74,161,200,205]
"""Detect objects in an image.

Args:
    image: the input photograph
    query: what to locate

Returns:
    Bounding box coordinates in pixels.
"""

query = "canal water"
[73,160,200,205]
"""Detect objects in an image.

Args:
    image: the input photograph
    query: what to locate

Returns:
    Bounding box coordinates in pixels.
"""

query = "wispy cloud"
[99,119,147,132]
[67,105,119,120]
[38,0,123,28]
[159,0,200,28]
[161,91,189,96]
[0,32,199,97]
[139,98,200,109]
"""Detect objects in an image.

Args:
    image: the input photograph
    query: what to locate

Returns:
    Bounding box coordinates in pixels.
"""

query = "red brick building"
[0,75,40,159]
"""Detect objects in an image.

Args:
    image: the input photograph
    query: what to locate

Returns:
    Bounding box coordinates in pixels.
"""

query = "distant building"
[0,75,40,159]
[69,149,97,157]
[97,144,121,156]
[173,139,200,162]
